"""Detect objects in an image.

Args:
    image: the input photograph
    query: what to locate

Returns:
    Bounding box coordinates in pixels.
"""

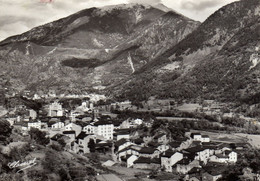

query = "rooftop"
[63,130,76,135]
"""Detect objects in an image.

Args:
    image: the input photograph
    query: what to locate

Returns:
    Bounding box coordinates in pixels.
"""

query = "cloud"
[180,0,225,11]
[128,0,161,5]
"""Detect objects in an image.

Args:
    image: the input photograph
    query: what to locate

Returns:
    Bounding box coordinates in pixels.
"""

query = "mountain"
[0,3,199,96]
[114,0,260,104]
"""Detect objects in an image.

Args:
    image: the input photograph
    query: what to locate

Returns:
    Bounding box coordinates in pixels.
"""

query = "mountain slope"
[0,3,199,95]
[114,0,260,103]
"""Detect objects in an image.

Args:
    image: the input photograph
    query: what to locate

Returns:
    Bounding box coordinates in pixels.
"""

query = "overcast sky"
[0,0,239,41]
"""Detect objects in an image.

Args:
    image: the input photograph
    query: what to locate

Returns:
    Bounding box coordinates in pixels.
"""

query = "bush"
[29,128,49,146]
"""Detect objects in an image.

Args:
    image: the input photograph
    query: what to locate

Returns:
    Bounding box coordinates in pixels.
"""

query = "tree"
[88,139,95,153]
[0,120,12,144]
[28,128,49,146]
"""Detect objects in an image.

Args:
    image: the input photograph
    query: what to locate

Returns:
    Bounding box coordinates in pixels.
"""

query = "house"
[157,144,169,153]
[63,130,76,140]
[209,154,229,163]
[133,138,145,146]
[201,135,210,142]
[224,150,237,163]
[29,109,37,120]
[51,122,65,129]
[93,120,114,140]
[127,155,138,168]
[133,157,160,170]
[202,165,223,181]
[131,119,143,126]
[154,133,168,144]
[191,133,202,141]
[176,137,193,149]
[48,100,63,117]
[114,139,134,152]
[176,158,201,174]
[139,147,160,158]
[28,120,42,130]
[142,135,153,145]
[114,129,130,141]
[64,123,82,136]
[190,133,210,142]
[209,150,237,163]
[75,132,96,154]
[202,172,222,181]
[184,146,211,164]
[169,141,182,151]
[117,145,141,161]
[214,143,232,154]
[83,124,95,134]
[161,150,183,172]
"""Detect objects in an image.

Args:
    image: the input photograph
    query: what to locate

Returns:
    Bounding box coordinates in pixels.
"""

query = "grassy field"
[235,133,260,148]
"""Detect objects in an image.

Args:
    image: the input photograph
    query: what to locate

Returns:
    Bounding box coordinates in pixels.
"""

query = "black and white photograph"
[0,0,260,180]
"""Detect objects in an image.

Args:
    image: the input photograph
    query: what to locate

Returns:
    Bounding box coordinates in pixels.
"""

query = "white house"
[115,139,134,152]
[225,150,237,163]
[48,101,63,117]
[65,123,82,136]
[132,119,143,125]
[161,151,183,172]
[93,121,114,140]
[83,124,95,134]
[75,132,96,154]
[184,146,211,164]
[191,133,202,141]
[51,122,65,129]
[201,135,210,142]
[127,155,138,168]
[28,120,42,130]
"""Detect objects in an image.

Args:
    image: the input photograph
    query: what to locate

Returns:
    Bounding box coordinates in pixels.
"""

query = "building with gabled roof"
[161,150,183,172]
[133,157,160,170]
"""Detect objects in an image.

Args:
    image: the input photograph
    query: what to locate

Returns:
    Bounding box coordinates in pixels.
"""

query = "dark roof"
[139,147,157,154]
[202,135,210,138]
[134,157,151,164]
[154,133,166,139]
[76,132,92,140]
[224,150,233,155]
[94,120,113,126]
[176,137,189,142]
[176,157,193,165]
[188,167,201,174]
[133,157,160,164]
[215,154,229,159]
[63,130,76,135]
[203,165,225,176]
[169,141,182,148]
[134,138,144,145]
[184,146,207,153]
[115,139,129,147]
[51,133,65,141]
[191,133,201,138]
[148,141,160,147]
[161,150,177,158]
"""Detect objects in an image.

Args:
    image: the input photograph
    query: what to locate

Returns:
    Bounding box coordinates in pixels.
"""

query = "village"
[1,90,260,181]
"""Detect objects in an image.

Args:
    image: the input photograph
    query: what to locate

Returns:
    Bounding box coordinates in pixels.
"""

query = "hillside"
[114,0,260,104]
[0,3,199,95]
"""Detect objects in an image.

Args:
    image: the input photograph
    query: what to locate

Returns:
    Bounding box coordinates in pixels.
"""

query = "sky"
[0,0,239,41]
